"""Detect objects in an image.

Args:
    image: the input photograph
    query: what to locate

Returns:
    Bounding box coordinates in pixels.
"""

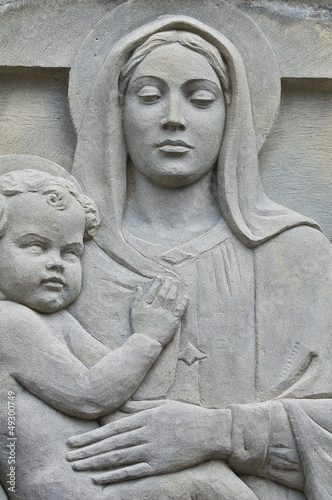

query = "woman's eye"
[190,89,216,108]
[136,86,162,104]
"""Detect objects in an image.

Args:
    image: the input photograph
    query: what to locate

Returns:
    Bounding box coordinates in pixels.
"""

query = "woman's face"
[123,43,226,188]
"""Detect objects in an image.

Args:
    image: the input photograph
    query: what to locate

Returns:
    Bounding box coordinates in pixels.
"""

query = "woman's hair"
[118,30,230,106]
[0,169,101,240]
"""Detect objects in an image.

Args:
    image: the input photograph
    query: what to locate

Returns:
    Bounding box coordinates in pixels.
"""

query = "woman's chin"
[151,176,197,189]
[148,169,208,189]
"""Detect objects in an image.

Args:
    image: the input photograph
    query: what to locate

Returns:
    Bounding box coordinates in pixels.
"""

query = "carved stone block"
[0,1,331,498]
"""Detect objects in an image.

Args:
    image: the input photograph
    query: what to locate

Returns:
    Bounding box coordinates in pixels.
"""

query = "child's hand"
[131,277,188,346]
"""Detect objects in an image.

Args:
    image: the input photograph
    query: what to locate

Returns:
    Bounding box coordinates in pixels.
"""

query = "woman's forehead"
[129,43,220,87]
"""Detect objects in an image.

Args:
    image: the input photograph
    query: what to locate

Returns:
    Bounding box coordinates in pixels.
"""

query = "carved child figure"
[0,169,187,499]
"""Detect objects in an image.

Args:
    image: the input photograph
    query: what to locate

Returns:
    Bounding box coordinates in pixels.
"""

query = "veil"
[70,14,318,277]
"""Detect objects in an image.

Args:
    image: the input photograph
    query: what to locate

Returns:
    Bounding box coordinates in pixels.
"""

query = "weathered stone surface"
[0,1,331,499]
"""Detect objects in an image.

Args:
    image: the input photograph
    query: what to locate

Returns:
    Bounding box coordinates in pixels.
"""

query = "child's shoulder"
[0,300,42,327]
[0,302,46,356]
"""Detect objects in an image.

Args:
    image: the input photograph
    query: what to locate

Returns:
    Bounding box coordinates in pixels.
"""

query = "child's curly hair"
[0,169,101,240]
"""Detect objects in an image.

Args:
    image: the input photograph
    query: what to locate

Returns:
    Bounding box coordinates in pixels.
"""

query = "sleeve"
[229,399,332,498]
[228,401,305,491]
[227,226,332,496]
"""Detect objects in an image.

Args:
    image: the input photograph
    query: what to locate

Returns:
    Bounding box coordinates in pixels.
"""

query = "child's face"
[0,192,85,313]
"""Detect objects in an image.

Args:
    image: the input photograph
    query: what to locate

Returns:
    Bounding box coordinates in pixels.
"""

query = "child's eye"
[61,249,80,262]
[136,86,162,104]
[27,243,45,254]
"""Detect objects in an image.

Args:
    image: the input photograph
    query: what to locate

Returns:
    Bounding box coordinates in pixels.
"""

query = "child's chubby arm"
[0,280,186,419]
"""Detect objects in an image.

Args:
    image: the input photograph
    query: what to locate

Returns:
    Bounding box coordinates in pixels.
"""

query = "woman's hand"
[66,400,232,485]
[131,277,188,346]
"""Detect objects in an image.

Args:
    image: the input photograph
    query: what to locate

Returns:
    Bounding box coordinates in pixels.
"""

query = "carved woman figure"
[64,15,332,500]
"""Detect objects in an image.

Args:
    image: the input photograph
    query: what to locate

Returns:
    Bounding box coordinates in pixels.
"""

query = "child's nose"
[46,259,64,273]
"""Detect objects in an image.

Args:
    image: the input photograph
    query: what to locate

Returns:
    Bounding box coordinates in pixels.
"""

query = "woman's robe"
[70,219,332,499]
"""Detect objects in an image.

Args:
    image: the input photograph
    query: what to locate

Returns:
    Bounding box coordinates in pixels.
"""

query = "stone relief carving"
[0,2,332,499]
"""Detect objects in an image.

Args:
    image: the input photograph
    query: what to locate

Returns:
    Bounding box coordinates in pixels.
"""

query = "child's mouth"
[41,277,66,289]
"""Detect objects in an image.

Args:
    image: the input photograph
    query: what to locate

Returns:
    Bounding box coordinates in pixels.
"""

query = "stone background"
[0,0,331,238]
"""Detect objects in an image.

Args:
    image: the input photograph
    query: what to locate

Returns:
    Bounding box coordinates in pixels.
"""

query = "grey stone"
[0,1,332,499]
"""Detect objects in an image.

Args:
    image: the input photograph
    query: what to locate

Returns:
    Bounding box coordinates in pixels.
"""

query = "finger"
[132,286,144,307]
[121,400,166,414]
[163,280,180,310]
[143,277,163,304]
[70,444,147,471]
[66,429,146,462]
[152,278,173,307]
[92,462,153,485]
[173,295,189,317]
[67,415,145,448]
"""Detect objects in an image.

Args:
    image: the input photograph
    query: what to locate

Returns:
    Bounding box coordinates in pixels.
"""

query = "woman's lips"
[157,140,193,153]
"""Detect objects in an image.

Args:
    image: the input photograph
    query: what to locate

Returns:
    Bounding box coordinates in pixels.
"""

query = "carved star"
[178,342,207,366]
[161,248,194,265]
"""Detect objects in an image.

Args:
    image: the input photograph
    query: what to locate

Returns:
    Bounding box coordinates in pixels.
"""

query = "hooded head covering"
[70,15,318,277]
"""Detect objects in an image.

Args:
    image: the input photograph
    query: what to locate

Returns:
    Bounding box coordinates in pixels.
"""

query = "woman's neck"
[123,170,222,246]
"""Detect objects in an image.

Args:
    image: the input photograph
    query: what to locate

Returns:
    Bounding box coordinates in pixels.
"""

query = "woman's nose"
[161,94,187,131]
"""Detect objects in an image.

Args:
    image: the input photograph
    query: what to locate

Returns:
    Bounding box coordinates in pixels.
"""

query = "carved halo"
[69,0,280,152]
[0,155,82,188]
